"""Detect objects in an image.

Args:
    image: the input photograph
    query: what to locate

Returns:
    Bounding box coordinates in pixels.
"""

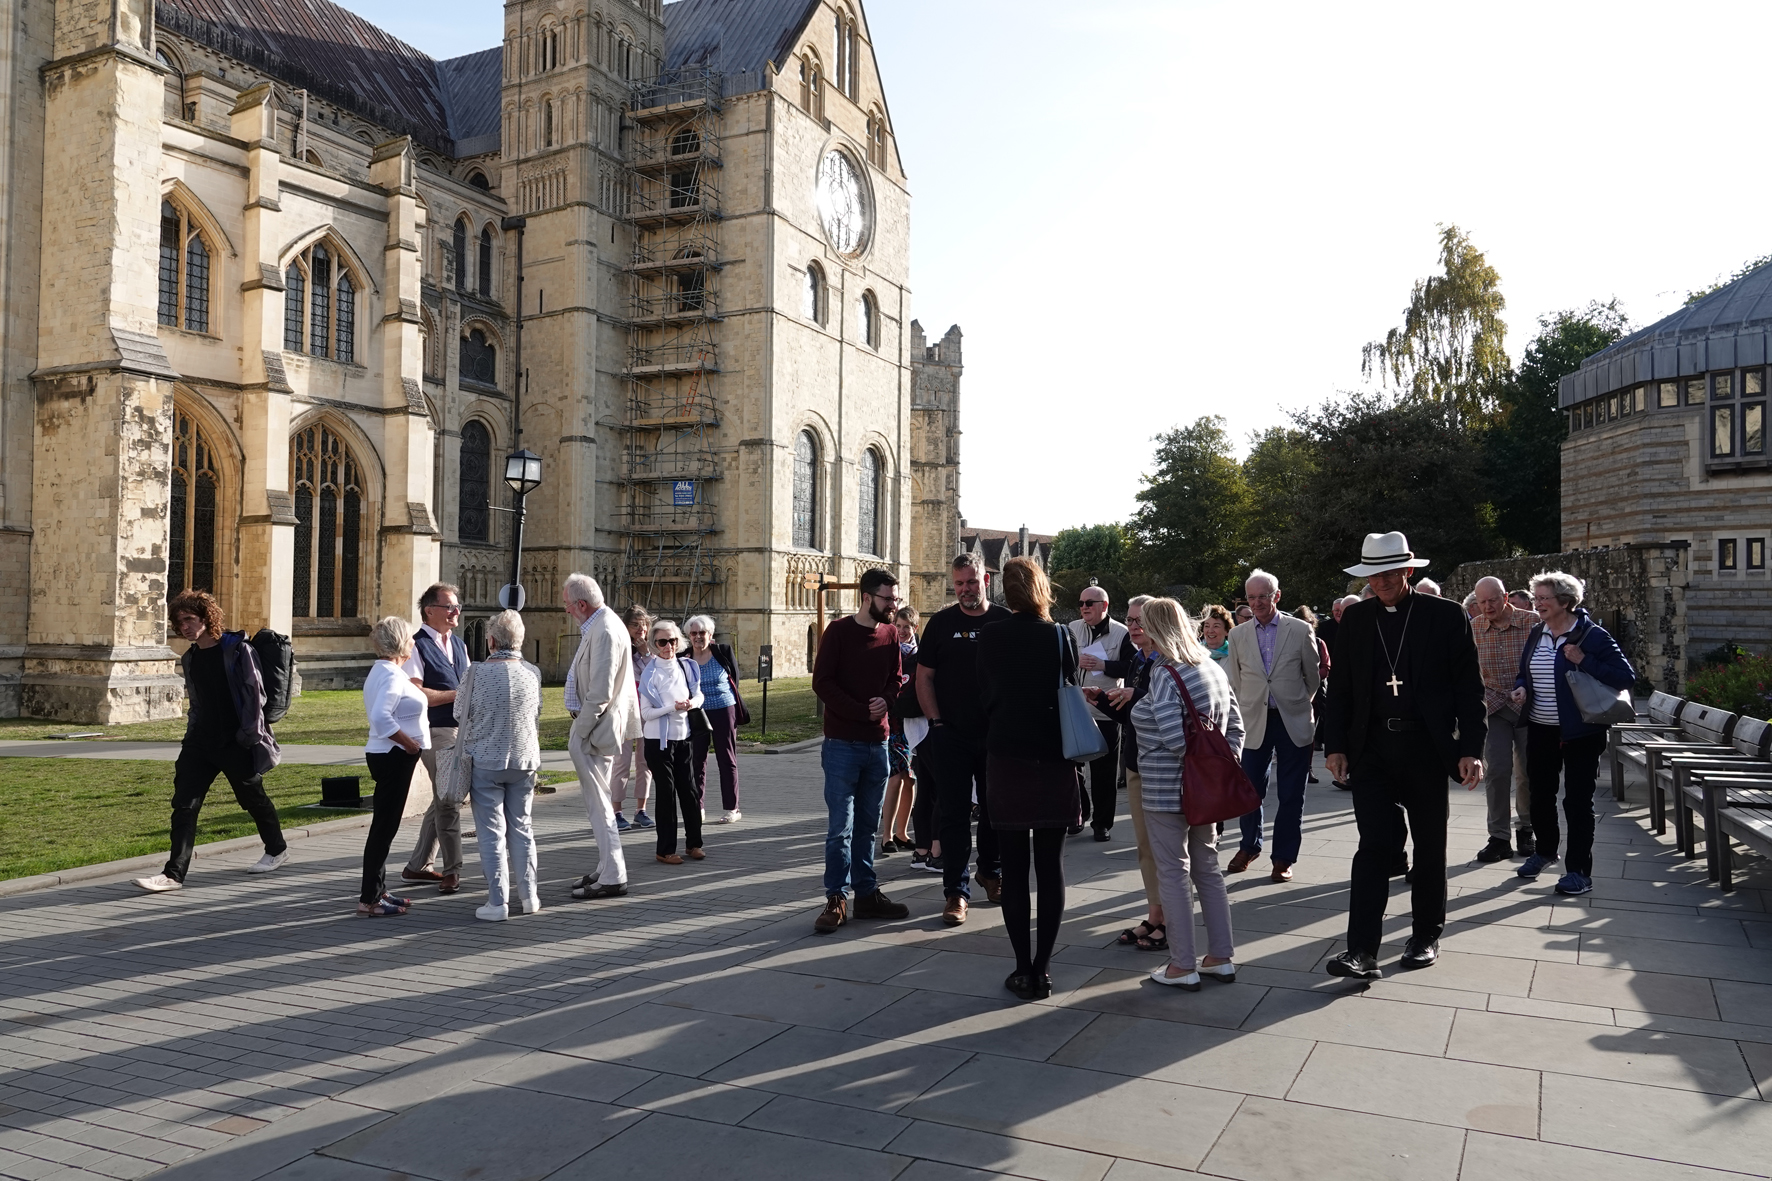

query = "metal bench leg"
[1610,744,1626,801]
[1718,829,1734,893]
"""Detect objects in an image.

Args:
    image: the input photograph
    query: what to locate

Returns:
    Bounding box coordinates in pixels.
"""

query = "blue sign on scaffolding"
[672,479,695,506]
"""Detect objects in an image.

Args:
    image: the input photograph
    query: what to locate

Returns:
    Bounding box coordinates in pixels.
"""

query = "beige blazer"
[567,608,642,757]
[1225,613,1321,749]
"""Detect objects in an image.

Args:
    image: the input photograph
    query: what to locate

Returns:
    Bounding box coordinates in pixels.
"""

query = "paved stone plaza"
[1,748,1770,1181]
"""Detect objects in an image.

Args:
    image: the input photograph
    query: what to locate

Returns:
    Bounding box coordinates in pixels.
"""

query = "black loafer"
[1325,949,1381,980]
[1005,972,1037,1000]
[1400,937,1439,969]
[1390,860,1410,878]
[1476,839,1513,864]
[1093,830,1110,842]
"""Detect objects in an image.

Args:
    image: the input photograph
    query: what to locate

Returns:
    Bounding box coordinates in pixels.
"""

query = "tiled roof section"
[663,0,818,77]
[158,0,464,154]
[1559,261,1772,407]
[437,48,502,148]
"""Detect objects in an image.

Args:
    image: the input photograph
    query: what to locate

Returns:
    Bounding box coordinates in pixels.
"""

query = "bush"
[1696,642,1751,669]
[1685,652,1772,721]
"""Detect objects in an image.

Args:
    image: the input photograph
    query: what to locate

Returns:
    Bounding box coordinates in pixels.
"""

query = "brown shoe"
[686,847,705,860]
[1226,849,1259,874]
[942,896,968,926]
[401,868,443,883]
[438,873,460,894]
[1270,861,1294,882]
[656,853,684,865]
[976,873,1003,904]
[814,895,847,934]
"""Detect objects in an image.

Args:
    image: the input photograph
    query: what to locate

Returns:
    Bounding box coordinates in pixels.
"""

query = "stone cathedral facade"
[0,0,964,721]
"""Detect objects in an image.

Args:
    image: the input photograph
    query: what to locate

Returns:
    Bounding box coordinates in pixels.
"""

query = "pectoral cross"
[1386,674,1403,697]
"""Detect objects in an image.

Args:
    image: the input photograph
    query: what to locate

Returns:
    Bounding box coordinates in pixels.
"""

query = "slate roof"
[1560,262,1772,408]
[663,0,816,78]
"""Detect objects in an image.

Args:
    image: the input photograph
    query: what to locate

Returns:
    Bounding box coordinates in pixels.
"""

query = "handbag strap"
[1159,661,1205,727]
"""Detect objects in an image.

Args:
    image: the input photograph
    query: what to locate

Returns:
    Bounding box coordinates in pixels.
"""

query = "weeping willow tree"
[1362,224,1510,430]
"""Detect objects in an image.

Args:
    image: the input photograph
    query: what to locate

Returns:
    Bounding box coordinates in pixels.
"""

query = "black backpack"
[249,629,296,724]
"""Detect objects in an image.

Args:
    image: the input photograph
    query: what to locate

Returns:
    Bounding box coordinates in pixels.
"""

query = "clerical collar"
[1381,589,1414,614]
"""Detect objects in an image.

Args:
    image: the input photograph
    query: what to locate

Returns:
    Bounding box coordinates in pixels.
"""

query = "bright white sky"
[338,0,1772,536]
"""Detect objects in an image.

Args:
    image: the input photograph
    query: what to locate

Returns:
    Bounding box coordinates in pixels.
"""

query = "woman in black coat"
[978,556,1082,1001]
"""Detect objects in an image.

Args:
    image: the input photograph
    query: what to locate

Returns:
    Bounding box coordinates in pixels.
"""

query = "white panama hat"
[1343,531,1430,577]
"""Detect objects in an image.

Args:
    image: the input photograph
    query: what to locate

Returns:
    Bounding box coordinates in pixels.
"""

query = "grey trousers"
[1145,809,1235,973]
[405,726,463,876]
[469,765,538,910]
[1482,712,1532,842]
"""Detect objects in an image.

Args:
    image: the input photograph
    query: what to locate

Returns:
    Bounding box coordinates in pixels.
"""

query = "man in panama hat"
[1321,532,1486,979]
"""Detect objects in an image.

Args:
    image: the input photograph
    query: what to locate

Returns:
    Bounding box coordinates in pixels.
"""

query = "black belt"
[1375,718,1426,732]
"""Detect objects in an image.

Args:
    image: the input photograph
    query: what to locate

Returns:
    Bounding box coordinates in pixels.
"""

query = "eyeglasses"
[688,632,708,638]
[1079,600,1106,608]
[654,638,678,647]
[869,592,902,604]
[430,604,462,614]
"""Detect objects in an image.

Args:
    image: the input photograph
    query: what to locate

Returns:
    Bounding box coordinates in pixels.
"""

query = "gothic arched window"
[858,448,881,556]
[867,108,887,168]
[858,290,878,349]
[458,420,492,542]
[478,227,493,297]
[460,328,498,386]
[452,218,469,292]
[169,408,221,593]
[283,241,356,361]
[158,201,211,333]
[290,424,363,619]
[799,53,823,121]
[793,430,819,550]
[804,262,825,325]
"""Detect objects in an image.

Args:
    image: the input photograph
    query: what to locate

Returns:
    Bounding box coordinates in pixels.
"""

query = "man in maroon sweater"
[812,567,913,934]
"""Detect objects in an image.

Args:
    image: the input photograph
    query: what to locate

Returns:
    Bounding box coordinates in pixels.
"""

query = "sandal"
[358,897,408,917]
[1117,920,1160,947]
[382,892,413,908]
[1136,925,1169,952]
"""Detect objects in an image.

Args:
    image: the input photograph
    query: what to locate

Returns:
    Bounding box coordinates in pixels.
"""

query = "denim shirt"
[697,654,736,710]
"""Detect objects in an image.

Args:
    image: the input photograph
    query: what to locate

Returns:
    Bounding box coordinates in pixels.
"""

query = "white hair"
[371,615,413,662]
[486,609,525,651]
[651,619,684,645]
[1245,568,1279,594]
[1339,595,1362,608]
[1474,576,1507,597]
[563,572,603,610]
[1530,570,1585,609]
[1462,591,1478,609]
[685,614,717,637]
[1415,578,1442,597]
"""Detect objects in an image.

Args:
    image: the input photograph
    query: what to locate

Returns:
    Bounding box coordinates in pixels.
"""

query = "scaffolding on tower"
[615,68,725,615]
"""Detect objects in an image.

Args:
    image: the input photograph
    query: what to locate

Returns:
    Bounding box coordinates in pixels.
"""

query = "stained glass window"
[793,431,818,549]
[290,425,363,618]
[459,420,491,542]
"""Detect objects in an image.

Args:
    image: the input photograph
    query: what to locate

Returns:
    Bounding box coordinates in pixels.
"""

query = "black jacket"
[1322,592,1485,777]
[979,613,1079,762]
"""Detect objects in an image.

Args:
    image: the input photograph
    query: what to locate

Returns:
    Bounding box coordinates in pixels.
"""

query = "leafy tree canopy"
[1128,416,1252,606]
[1049,523,1128,578]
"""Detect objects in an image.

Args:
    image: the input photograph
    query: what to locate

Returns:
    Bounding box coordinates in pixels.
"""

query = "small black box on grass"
[320,776,363,808]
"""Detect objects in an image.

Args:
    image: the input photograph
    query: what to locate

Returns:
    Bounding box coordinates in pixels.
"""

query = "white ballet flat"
[1149,966,1202,991]
[1200,961,1237,983]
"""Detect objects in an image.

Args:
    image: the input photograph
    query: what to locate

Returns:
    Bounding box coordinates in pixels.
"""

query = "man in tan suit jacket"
[1224,569,1321,881]
[563,573,642,899]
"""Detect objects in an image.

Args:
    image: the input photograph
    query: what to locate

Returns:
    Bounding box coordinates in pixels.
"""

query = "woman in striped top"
[1509,571,1636,896]
[1131,598,1244,991]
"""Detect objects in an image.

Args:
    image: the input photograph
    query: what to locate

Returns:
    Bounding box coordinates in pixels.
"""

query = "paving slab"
[1285,1040,1539,1135]
[1539,1073,1772,1175]
[1199,1095,1467,1181]
[546,1109,908,1181]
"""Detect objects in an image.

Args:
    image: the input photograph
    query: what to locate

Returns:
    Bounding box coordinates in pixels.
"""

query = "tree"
[1264,394,1504,605]
[1049,523,1129,578]
[1686,254,1772,305]
[1485,302,1627,555]
[1127,416,1251,607]
[1241,424,1316,576]
[1362,224,1510,429]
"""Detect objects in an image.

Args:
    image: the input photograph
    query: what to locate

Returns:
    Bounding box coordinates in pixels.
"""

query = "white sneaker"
[520,895,542,915]
[246,851,288,874]
[475,904,508,922]
[133,874,182,893]
[719,809,742,824]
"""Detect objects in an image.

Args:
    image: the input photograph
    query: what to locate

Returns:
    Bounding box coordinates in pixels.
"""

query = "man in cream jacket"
[1225,569,1321,882]
[562,573,642,899]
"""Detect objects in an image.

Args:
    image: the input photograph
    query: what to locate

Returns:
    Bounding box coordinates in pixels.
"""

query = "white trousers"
[570,742,627,885]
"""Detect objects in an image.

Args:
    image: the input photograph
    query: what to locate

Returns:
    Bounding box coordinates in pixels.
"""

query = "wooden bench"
[1694,776,1772,891]
[1607,691,1686,801]
[1667,716,1772,861]
[1614,701,1741,833]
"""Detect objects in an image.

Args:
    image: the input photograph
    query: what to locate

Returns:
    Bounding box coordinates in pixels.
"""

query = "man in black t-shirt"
[916,553,1011,926]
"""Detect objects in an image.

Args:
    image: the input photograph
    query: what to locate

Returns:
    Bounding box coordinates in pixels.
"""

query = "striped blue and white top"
[1527,629,1563,726]
[1130,654,1244,815]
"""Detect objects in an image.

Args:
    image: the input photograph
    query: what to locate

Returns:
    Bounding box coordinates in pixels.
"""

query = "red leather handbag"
[1160,663,1260,826]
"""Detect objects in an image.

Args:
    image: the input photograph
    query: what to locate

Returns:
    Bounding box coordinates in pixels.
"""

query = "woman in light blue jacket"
[1132,598,1244,991]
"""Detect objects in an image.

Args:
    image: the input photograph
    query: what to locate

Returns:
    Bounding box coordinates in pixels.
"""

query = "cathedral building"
[0,0,964,721]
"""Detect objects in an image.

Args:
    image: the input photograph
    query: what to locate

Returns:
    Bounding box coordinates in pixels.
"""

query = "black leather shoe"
[1093,829,1110,842]
[1389,859,1410,878]
[1515,829,1536,858]
[1066,826,1084,836]
[1476,838,1512,863]
[1400,937,1439,969]
[1005,971,1037,1000]
[1325,950,1381,980]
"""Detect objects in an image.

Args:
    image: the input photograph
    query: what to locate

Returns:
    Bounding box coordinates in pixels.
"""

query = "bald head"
[1473,576,1510,624]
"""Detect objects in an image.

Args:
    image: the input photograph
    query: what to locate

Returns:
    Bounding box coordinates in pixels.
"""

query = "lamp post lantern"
[501,449,542,611]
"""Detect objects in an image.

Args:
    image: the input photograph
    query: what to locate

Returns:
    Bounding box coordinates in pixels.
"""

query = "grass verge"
[0,757,575,881]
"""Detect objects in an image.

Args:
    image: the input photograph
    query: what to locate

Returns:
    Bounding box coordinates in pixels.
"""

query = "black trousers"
[1346,729,1449,955]
[1526,724,1606,875]
[164,740,287,883]
[1077,719,1120,834]
[924,728,1000,900]
[646,737,703,856]
[362,749,419,905]
[998,827,1067,975]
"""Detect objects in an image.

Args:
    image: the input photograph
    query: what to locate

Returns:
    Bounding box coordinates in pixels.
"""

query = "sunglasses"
[654,637,678,647]
[1079,600,1106,607]
[430,604,462,614]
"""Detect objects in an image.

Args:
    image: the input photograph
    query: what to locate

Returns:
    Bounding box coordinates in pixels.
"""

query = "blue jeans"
[1238,707,1312,865]
[469,765,538,910]
[822,738,889,899]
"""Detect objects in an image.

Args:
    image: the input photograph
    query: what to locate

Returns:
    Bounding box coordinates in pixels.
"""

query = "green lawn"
[0,757,577,881]
[0,677,823,748]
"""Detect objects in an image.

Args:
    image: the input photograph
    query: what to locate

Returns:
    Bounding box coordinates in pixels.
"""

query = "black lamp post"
[502,449,542,611]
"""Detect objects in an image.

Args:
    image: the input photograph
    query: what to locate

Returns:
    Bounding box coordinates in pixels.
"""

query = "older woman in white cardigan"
[456,609,545,922]
[360,616,430,917]
[640,619,704,865]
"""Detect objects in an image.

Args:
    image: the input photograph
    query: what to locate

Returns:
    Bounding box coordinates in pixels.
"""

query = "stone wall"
[1445,544,1689,692]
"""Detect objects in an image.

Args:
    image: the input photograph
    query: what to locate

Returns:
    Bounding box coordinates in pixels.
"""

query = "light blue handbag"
[1056,624,1108,764]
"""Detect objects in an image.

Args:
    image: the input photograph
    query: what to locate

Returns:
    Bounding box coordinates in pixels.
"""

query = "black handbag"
[680,656,713,739]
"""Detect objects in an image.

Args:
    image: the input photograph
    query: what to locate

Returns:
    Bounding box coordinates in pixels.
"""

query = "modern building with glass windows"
[1559,264,1772,657]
